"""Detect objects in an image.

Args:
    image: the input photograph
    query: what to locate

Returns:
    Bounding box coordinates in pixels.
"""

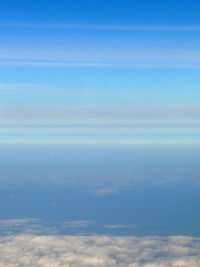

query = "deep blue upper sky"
[0,0,200,108]
[1,0,200,25]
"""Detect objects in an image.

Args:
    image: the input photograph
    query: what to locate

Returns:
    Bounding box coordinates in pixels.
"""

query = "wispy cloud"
[1,59,200,69]
[1,46,200,68]
[0,83,50,90]
[1,23,200,32]
[0,218,94,235]
[103,224,138,229]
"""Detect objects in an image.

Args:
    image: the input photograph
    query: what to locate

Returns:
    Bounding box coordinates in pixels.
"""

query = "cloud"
[0,218,38,225]
[103,224,138,229]
[1,105,200,145]
[0,219,140,236]
[1,104,200,132]
[1,60,200,69]
[1,104,200,122]
[1,23,200,69]
[1,23,200,32]
[61,220,93,228]
[0,219,200,266]
[94,188,118,196]
[1,47,200,69]
[0,83,50,90]
[0,234,200,266]
[0,219,94,236]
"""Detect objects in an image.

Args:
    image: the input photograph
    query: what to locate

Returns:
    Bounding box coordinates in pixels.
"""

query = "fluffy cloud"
[0,234,200,266]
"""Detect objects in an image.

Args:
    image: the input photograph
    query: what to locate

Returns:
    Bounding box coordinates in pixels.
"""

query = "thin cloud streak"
[0,83,50,90]
[1,23,200,32]
[1,46,200,68]
[1,60,200,69]
[1,139,200,146]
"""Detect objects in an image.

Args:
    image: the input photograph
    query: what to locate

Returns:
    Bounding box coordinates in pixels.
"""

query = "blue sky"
[1,3,200,264]
[0,0,200,143]
[1,0,200,25]
[1,0,200,105]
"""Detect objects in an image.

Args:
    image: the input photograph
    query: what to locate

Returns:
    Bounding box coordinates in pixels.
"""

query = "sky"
[0,0,200,107]
[0,0,200,144]
[1,1,200,265]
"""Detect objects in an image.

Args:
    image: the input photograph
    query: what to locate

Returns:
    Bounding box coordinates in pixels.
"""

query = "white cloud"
[0,234,200,266]
[0,219,200,266]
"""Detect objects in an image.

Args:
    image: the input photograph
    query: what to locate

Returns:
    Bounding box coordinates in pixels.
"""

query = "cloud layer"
[1,105,200,124]
[0,234,200,266]
[1,105,200,145]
